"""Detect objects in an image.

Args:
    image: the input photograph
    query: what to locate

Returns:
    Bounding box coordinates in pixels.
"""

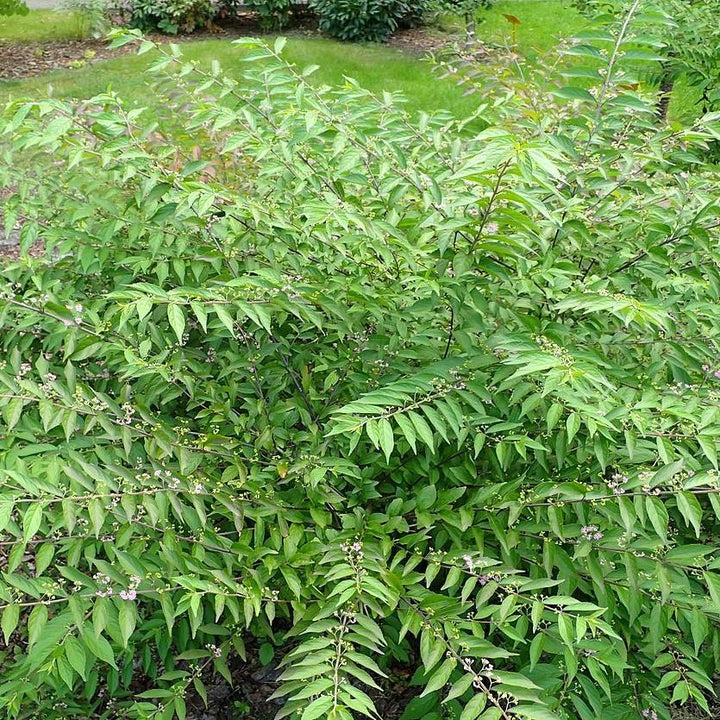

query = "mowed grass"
[0,34,485,121]
[0,2,700,124]
[0,1,590,121]
[0,9,80,41]
[444,0,588,57]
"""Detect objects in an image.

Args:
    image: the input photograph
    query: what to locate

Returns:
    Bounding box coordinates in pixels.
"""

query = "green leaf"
[408,411,436,453]
[83,631,117,668]
[553,86,595,103]
[136,296,153,321]
[646,497,668,543]
[27,604,48,648]
[168,304,186,344]
[378,418,394,462]
[460,693,487,720]
[23,503,43,543]
[119,602,136,647]
[512,706,563,720]
[529,634,544,669]
[1,604,19,644]
[259,643,275,666]
[566,413,580,444]
[704,572,720,612]
[301,696,333,720]
[65,636,88,679]
[677,492,702,537]
[395,413,417,452]
[35,543,55,576]
[698,436,718,469]
[6,397,23,431]
[421,657,456,696]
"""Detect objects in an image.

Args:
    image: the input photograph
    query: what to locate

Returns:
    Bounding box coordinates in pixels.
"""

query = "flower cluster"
[606,471,627,495]
[94,573,113,598]
[641,709,658,720]
[206,643,223,658]
[533,335,573,366]
[341,539,364,561]
[120,575,142,601]
[580,525,603,541]
[467,657,497,689]
[62,303,84,327]
[702,364,720,379]
[478,573,500,586]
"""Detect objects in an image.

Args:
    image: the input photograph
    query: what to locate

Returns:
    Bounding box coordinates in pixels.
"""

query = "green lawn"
[0,9,80,42]
[1,34,488,121]
[446,0,587,57]
[0,2,591,121]
[0,2,698,125]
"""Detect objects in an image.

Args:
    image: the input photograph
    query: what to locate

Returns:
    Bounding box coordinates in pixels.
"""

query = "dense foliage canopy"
[2,4,720,719]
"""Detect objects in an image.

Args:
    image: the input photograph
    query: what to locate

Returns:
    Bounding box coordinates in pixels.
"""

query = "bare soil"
[183,643,419,720]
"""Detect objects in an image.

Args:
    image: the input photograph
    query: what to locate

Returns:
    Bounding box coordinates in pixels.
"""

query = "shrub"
[2,11,720,720]
[311,0,425,42]
[244,0,296,29]
[569,0,720,120]
[58,0,111,38]
[243,0,296,30]
[109,0,217,33]
[429,0,492,37]
[649,0,720,118]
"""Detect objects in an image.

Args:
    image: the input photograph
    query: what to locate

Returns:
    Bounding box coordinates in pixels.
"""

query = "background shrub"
[109,0,217,34]
[2,9,720,720]
[243,0,297,30]
[58,0,111,38]
[428,0,492,37]
[311,0,426,42]
[570,0,720,119]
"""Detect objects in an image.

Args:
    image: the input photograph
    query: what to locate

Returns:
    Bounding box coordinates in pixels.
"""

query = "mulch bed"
[0,22,258,81]
[0,20,455,81]
[182,642,420,720]
[0,38,135,80]
[387,26,454,55]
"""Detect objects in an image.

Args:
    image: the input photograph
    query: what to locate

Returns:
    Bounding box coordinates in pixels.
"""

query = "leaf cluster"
[1,13,720,720]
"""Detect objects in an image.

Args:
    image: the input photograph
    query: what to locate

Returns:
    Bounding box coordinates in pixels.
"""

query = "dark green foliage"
[1,8,720,720]
[311,0,426,42]
[111,0,216,34]
[243,0,297,30]
[0,0,28,15]
[570,0,720,117]
[654,0,720,114]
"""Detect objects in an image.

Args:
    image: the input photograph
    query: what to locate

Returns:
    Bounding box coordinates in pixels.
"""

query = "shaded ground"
[673,701,720,720]
[184,644,419,720]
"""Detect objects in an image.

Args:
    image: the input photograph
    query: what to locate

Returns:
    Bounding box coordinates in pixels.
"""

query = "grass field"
[0,9,81,41]
[0,2,590,119]
[0,36,488,120]
[442,0,587,57]
[0,2,702,123]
